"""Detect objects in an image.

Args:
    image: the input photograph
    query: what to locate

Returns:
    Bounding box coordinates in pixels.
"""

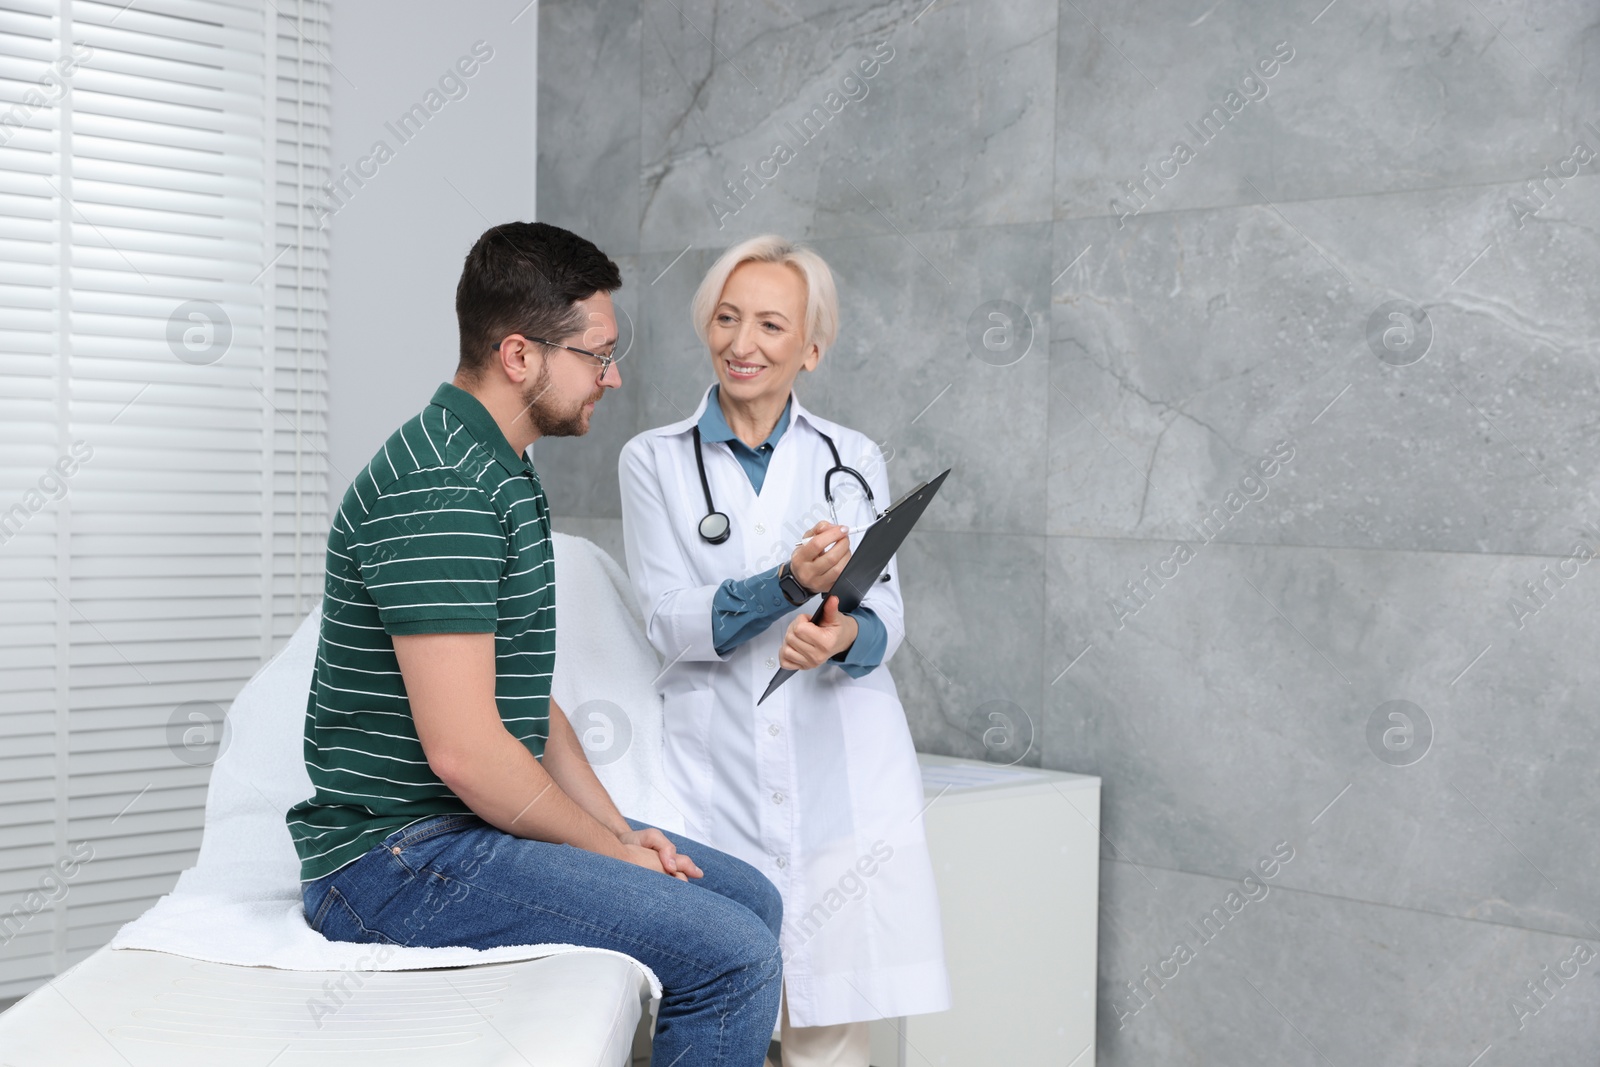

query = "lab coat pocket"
[660,688,716,833]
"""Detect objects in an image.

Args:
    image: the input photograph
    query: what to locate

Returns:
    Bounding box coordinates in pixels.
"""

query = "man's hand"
[789,522,852,593]
[779,595,859,670]
[619,844,672,877]
[619,827,703,881]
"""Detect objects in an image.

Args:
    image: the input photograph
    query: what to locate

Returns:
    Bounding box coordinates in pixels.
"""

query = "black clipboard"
[757,468,951,704]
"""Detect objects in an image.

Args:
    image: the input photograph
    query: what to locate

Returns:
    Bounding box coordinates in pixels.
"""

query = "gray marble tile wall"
[537,1,1600,1062]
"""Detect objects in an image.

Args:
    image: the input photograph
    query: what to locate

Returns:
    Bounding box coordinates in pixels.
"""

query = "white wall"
[327,0,537,499]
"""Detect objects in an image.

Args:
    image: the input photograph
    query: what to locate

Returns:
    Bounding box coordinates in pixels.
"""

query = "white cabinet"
[868,754,1101,1067]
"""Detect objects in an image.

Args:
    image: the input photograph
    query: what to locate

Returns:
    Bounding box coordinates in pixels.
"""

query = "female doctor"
[619,236,949,1066]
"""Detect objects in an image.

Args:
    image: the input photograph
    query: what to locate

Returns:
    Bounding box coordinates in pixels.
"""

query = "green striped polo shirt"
[286,382,555,881]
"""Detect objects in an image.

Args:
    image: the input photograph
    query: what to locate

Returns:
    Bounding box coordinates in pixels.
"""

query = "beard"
[520,361,601,437]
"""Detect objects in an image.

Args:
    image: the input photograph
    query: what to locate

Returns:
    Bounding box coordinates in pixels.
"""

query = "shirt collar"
[697,384,792,450]
[430,382,533,477]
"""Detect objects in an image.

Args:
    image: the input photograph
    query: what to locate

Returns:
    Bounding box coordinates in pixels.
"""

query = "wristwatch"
[777,562,812,606]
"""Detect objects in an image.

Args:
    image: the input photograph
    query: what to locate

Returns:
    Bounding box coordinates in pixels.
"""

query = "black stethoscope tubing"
[693,423,876,545]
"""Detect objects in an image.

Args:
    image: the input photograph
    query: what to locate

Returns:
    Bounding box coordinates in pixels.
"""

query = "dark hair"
[455,221,621,379]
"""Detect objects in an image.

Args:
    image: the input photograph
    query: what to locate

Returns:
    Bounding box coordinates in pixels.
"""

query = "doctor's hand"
[780,595,860,671]
[618,827,703,881]
[790,522,852,593]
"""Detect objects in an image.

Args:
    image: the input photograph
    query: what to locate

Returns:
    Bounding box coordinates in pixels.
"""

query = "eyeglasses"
[493,335,619,378]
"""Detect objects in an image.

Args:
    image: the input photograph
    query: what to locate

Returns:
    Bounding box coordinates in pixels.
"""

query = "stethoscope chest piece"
[698,510,731,544]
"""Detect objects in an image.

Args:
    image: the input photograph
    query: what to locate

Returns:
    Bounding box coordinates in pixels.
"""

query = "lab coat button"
[768,723,780,736]
[771,792,784,805]
[775,856,787,868]
[765,656,776,669]
[754,522,766,535]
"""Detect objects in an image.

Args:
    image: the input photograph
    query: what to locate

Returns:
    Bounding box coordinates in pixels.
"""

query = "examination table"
[0,534,678,1066]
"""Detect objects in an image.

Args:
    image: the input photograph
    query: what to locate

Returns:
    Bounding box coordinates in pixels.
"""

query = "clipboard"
[758,467,951,704]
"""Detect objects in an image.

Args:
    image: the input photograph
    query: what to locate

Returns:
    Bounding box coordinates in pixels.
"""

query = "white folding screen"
[0,0,330,999]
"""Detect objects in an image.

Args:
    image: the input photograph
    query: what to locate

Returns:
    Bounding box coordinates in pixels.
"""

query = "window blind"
[0,0,331,999]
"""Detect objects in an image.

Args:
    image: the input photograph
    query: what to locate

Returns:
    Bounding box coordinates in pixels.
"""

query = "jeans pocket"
[305,879,339,933]
[384,813,482,878]
[314,885,400,946]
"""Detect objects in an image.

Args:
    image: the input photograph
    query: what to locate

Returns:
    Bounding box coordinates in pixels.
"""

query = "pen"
[794,526,849,549]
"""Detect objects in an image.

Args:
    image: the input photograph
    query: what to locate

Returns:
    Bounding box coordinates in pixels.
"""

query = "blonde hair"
[690,235,839,359]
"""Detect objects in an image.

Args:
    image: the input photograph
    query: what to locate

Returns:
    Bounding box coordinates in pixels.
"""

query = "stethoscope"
[693,424,876,545]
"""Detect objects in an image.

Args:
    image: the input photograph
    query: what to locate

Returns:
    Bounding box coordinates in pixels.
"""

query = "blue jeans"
[302,813,783,1066]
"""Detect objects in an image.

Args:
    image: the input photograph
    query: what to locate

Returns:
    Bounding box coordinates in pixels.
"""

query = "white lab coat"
[618,386,950,1028]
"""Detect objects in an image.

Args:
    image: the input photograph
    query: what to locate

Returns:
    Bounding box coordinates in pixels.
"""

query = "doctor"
[619,236,949,1067]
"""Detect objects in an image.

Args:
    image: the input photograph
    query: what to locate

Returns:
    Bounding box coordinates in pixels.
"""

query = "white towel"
[111,533,683,997]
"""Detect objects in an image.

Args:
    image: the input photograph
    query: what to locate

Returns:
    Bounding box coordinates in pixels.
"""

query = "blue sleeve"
[711,567,790,655]
[831,604,887,678]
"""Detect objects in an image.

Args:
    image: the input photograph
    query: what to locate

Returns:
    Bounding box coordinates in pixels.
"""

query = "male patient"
[286,222,782,1066]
